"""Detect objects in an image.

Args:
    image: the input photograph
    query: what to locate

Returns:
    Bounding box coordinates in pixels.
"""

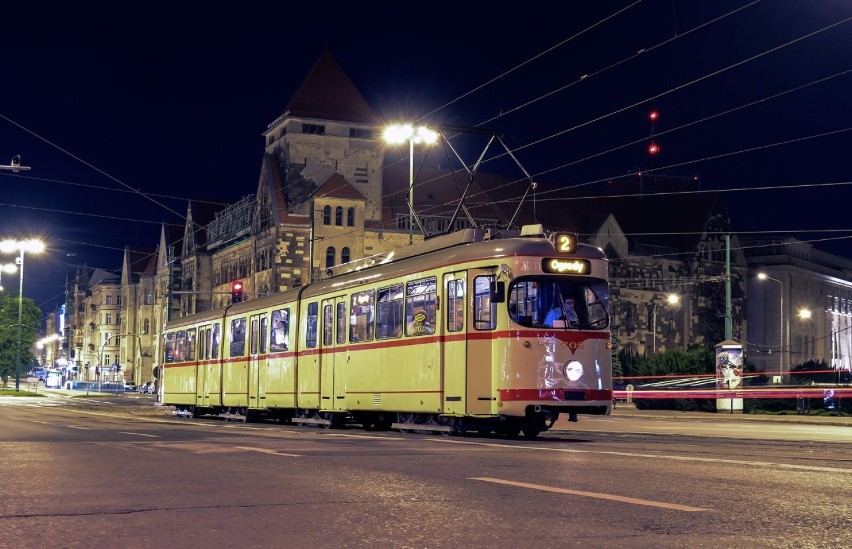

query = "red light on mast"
[648,142,660,155]
[649,110,659,121]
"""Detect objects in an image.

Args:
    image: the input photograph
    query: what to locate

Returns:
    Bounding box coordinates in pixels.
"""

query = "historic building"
[744,237,852,379]
[58,51,851,387]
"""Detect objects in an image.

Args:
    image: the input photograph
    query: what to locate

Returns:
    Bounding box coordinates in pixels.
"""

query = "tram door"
[442,272,467,415]
[319,296,347,411]
[196,325,208,407]
[247,314,263,410]
[467,270,496,415]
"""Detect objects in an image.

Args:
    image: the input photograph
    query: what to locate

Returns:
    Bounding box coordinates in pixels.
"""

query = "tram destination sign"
[541,258,591,275]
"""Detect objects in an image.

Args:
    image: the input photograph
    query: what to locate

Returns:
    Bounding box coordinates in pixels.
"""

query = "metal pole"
[724,234,732,341]
[652,303,656,354]
[14,250,24,391]
[780,282,785,379]
[408,138,414,246]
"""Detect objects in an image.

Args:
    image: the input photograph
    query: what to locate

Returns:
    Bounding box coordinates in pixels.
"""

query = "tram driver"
[545,296,578,328]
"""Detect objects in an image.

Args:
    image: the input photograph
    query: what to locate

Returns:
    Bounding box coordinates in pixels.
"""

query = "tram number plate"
[563,391,586,400]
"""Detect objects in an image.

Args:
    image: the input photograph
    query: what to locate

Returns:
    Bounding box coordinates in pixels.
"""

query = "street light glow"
[0,239,45,254]
[383,124,438,145]
[0,238,46,391]
[798,308,812,320]
[383,123,439,246]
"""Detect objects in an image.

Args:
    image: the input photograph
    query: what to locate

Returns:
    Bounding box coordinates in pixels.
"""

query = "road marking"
[234,446,301,457]
[470,477,710,512]
[432,438,852,474]
[66,425,92,430]
[118,431,160,438]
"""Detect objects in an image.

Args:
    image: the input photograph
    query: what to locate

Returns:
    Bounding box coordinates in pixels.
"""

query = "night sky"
[2,1,851,313]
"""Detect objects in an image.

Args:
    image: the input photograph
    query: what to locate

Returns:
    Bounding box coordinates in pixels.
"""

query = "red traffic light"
[231,280,244,303]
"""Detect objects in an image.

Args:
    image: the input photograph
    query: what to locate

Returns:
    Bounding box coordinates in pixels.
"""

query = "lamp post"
[383,124,438,246]
[758,273,783,379]
[0,239,45,391]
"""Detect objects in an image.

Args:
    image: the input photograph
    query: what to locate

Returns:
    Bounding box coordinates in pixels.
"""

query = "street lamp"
[758,273,784,379]
[0,262,18,292]
[383,123,438,245]
[0,238,45,391]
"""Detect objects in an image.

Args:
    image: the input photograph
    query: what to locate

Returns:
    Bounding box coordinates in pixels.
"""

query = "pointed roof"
[314,173,366,201]
[279,51,378,125]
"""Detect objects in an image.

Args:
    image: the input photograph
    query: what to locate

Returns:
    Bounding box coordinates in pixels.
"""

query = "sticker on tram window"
[553,232,577,253]
[541,258,591,275]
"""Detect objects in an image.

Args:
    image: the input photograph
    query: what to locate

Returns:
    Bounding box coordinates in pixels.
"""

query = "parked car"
[139,382,156,394]
[123,381,137,393]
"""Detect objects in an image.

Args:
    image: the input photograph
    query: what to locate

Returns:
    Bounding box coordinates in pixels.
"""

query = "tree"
[0,295,43,385]
[610,332,623,379]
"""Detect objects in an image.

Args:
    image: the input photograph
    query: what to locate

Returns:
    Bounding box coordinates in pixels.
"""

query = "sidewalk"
[610,402,852,427]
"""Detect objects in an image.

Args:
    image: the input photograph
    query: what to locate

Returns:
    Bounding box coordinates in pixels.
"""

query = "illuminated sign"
[553,232,577,254]
[542,258,590,274]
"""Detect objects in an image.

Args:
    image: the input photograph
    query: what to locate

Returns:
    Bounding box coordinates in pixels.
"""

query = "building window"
[117,295,122,307]
[105,313,112,325]
[144,288,153,305]
[143,318,150,334]
[335,206,343,226]
[349,128,373,139]
[323,205,331,225]
[347,207,355,227]
[302,123,325,135]
[105,294,113,305]
[325,247,336,270]
[341,247,350,263]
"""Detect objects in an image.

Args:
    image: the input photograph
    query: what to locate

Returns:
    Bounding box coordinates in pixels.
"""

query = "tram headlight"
[563,360,584,382]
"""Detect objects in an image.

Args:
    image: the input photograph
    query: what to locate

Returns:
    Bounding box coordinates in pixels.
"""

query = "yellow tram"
[160,224,612,436]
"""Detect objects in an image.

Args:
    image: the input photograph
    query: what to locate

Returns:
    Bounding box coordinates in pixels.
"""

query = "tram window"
[406,276,437,336]
[508,278,609,330]
[350,290,375,342]
[211,324,220,359]
[230,317,246,357]
[186,328,197,361]
[336,302,347,344]
[164,332,176,363]
[175,330,186,361]
[271,308,290,352]
[509,280,539,326]
[199,326,208,360]
[323,304,334,346]
[306,302,319,348]
[447,279,465,332]
[250,318,259,355]
[260,317,268,354]
[376,284,403,339]
[473,276,496,330]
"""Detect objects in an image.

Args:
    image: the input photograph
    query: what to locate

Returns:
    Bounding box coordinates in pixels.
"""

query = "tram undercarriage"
[172,403,607,437]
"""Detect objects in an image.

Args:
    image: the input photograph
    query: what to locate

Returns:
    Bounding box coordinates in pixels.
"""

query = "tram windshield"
[508,277,609,330]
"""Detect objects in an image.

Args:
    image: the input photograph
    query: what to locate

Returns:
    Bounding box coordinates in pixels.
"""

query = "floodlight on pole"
[383,124,438,245]
[0,239,45,391]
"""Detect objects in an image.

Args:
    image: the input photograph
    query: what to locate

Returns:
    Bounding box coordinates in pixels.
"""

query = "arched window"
[341,247,350,263]
[625,304,635,332]
[325,247,336,269]
[347,207,355,227]
[335,206,343,226]
[322,205,331,225]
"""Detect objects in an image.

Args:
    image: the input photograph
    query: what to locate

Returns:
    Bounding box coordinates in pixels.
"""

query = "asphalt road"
[1,395,850,548]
